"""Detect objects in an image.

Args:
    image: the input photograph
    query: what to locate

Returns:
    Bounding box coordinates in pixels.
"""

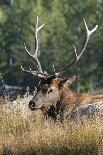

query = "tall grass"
[0,97,103,155]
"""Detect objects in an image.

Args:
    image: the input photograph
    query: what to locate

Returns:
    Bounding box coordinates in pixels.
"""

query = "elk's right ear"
[64,76,76,86]
[52,78,61,85]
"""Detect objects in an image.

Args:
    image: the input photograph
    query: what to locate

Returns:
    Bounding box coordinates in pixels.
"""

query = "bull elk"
[21,16,103,122]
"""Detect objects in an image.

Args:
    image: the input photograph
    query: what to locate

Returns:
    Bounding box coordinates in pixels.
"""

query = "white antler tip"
[90,24,98,34]
[24,43,26,48]
[37,16,38,21]
[37,24,44,32]
[83,18,89,31]
[73,45,77,53]
[83,18,85,22]
[95,25,98,29]
[83,18,98,34]
[73,45,76,50]
[21,65,24,70]
[83,18,86,25]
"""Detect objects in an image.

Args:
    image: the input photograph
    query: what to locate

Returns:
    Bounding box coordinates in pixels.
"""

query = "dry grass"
[0,97,103,155]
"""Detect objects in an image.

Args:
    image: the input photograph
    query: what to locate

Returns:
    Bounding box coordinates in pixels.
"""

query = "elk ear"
[64,76,76,86]
[53,78,61,85]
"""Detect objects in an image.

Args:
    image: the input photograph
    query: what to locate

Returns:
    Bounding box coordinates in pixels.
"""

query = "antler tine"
[24,16,44,72]
[53,65,56,73]
[56,19,98,75]
[34,16,44,72]
[21,65,47,78]
[76,18,98,60]
[21,16,48,78]
[21,65,36,75]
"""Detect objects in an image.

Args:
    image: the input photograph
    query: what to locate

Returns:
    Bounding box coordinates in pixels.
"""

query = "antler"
[21,16,48,78]
[21,17,98,79]
[56,19,98,75]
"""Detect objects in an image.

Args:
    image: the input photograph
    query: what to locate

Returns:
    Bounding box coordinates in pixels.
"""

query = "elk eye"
[48,89,53,94]
[42,88,47,94]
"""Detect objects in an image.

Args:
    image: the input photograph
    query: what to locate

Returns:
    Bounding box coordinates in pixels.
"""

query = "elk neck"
[60,86,103,107]
[59,86,90,106]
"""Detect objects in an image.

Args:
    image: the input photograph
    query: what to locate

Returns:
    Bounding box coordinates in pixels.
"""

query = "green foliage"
[0,0,103,91]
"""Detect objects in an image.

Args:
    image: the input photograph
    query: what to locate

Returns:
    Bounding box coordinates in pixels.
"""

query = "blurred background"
[0,0,103,93]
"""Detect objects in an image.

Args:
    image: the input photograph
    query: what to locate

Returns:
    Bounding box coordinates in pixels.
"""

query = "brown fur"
[55,83,103,121]
[29,76,103,122]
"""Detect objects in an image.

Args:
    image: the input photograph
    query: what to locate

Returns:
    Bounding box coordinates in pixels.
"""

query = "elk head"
[21,16,98,117]
[28,76,76,111]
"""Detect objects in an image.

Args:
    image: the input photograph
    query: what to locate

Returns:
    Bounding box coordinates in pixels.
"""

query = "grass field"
[0,97,103,155]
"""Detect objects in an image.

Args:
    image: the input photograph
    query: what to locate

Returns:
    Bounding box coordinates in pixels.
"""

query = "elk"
[21,16,103,122]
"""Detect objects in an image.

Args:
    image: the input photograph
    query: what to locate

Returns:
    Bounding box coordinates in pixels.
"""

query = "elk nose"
[29,100,36,110]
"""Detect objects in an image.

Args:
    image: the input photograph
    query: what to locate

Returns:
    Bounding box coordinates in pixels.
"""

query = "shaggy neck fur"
[59,86,103,117]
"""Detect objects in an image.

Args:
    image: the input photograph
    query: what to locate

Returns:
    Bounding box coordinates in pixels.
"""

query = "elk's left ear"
[64,76,76,86]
